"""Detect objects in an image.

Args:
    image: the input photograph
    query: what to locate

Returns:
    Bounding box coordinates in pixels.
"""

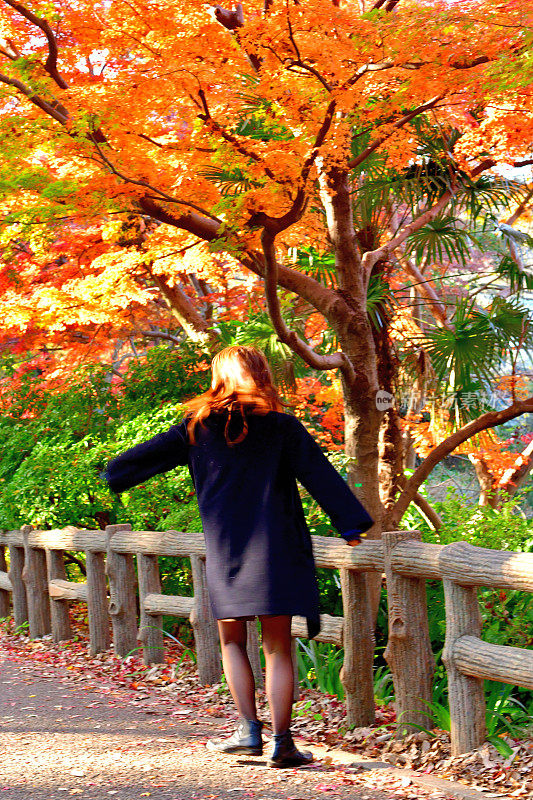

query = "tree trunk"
[373,321,404,521]
[318,166,384,621]
[342,383,382,522]
[468,454,499,508]
[341,374,383,621]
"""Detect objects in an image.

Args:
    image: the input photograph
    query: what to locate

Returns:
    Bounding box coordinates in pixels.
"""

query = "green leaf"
[487,735,514,758]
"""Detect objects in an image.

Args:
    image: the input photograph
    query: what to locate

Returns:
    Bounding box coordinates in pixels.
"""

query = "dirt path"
[1,654,412,800]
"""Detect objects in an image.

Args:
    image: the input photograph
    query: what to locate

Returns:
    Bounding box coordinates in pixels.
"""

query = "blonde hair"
[184,345,283,445]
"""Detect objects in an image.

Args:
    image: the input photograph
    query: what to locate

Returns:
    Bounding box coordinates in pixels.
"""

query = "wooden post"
[8,544,27,629]
[291,637,300,702]
[48,549,72,642]
[22,526,51,639]
[137,553,165,665]
[442,578,486,755]
[246,619,264,689]
[383,531,434,736]
[86,550,110,655]
[0,544,9,618]
[190,555,221,684]
[106,524,138,658]
[340,568,375,726]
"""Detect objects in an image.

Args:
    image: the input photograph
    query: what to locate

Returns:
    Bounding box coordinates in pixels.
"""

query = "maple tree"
[1,0,533,543]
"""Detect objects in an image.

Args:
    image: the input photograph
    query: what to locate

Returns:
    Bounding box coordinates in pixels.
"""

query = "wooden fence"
[0,524,532,756]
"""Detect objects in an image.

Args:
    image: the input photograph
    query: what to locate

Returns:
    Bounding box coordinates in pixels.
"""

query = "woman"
[105,345,373,768]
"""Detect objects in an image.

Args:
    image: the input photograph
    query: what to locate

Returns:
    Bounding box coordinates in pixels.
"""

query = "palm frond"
[198,166,261,196]
[234,74,293,141]
[295,248,337,288]
[422,298,533,405]
[456,175,525,220]
[367,275,396,329]
[495,254,533,294]
[472,296,533,348]
[404,215,473,266]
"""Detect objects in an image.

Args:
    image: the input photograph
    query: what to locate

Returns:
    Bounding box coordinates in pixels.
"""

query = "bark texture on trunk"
[317,166,385,624]
[373,321,404,520]
[341,355,383,533]
[318,165,383,534]
[469,454,499,508]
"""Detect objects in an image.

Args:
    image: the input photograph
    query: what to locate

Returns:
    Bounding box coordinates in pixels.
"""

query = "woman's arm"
[104,421,189,494]
[284,415,374,543]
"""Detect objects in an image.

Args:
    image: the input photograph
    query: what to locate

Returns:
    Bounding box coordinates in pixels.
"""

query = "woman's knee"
[260,615,292,657]
[218,619,248,648]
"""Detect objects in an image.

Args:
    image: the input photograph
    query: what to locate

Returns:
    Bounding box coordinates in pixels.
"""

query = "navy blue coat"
[104,411,373,638]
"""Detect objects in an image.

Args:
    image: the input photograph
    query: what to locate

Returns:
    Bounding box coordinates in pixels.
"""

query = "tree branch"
[395,249,451,328]
[63,552,87,576]
[372,0,402,10]
[198,88,285,184]
[214,3,263,71]
[0,36,21,60]
[372,161,531,278]
[498,438,533,497]
[2,0,68,88]
[391,396,533,525]
[137,197,221,242]
[504,186,533,226]
[285,58,333,92]
[139,330,183,346]
[90,139,221,221]
[0,71,69,123]
[145,270,216,347]
[413,491,443,530]
[214,3,244,31]
[286,0,302,63]
[348,95,444,170]
[261,229,355,380]
[137,194,350,325]
[363,184,456,273]
[300,99,337,181]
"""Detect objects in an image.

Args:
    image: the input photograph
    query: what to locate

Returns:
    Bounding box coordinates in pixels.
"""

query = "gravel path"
[0,654,401,800]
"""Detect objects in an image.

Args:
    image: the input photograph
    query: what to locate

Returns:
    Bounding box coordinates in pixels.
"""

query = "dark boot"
[206,717,263,756]
[267,730,313,768]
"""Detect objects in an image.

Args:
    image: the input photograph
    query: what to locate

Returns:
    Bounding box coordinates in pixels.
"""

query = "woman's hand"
[346,533,367,547]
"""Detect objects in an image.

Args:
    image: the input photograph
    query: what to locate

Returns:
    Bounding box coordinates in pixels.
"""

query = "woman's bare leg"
[217,619,258,721]
[260,615,294,734]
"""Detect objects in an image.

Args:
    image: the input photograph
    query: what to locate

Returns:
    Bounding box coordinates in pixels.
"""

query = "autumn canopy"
[1,0,533,533]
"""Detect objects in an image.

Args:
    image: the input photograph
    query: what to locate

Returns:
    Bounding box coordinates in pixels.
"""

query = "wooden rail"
[0,525,532,756]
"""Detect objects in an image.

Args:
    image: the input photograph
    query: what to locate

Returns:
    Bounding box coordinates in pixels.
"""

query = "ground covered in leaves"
[0,615,531,800]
